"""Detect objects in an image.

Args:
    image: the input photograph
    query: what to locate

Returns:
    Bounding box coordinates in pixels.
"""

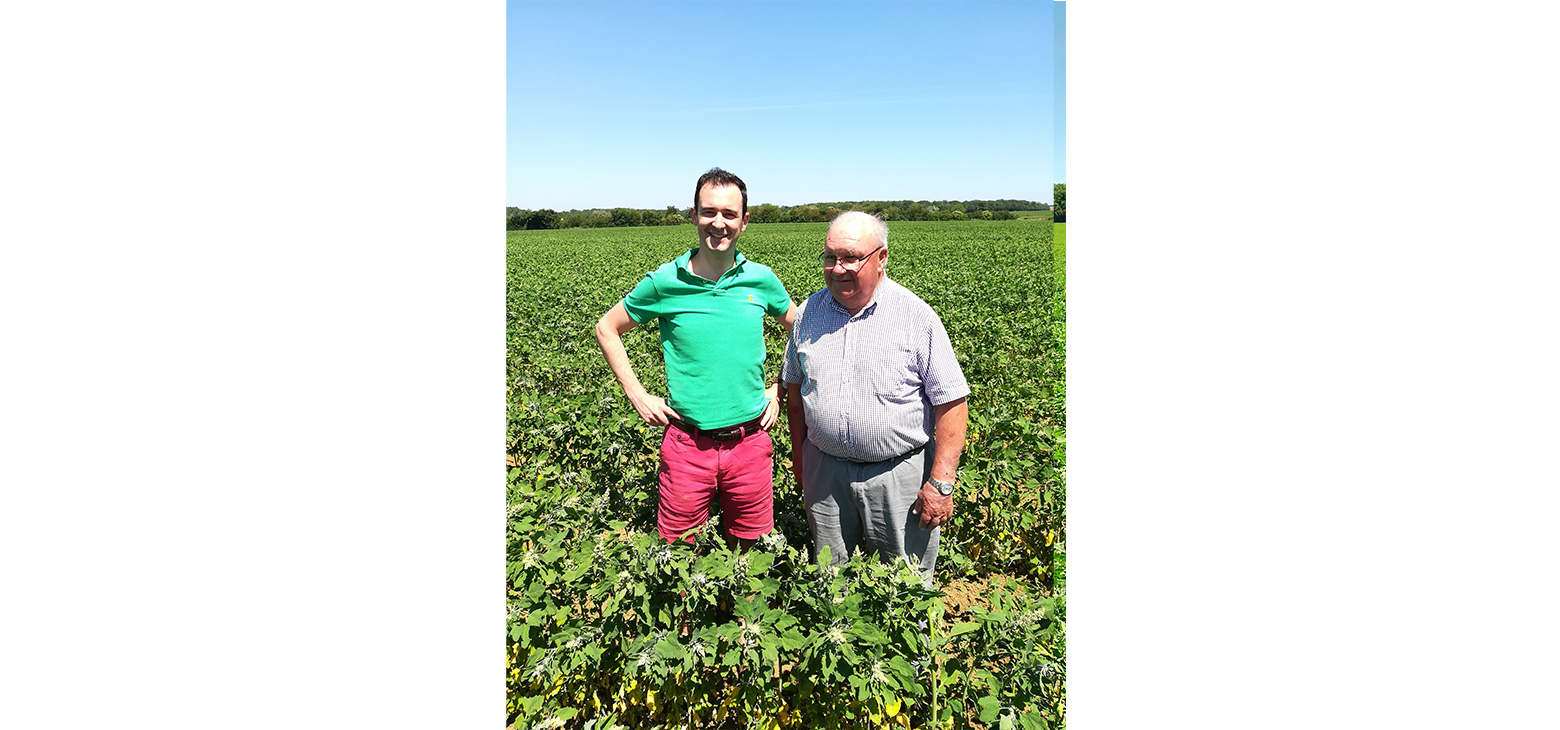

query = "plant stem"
[930,600,940,729]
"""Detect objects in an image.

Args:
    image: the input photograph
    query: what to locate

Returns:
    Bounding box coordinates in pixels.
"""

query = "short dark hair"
[693,167,748,217]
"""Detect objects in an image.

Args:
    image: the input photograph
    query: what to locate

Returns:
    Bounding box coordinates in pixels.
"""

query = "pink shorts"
[657,423,774,542]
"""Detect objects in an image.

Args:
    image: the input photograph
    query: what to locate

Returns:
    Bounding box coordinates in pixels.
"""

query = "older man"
[782,211,969,580]
[595,168,797,549]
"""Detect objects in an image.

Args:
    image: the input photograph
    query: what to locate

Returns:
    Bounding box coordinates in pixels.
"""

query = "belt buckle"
[709,426,742,441]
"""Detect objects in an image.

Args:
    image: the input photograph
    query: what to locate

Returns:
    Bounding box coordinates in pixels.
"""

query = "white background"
[2,1,1556,727]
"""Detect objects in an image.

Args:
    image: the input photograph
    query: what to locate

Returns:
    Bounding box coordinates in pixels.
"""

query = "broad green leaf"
[948,620,981,638]
[655,638,686,660]
[748,552,775,574]
[779,628,807,651]
[978,696,1001,723]
[849,621,888,645]
[1020,709,1048,730]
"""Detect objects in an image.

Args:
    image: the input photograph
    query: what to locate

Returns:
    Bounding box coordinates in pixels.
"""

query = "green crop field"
[1008,211,1054,221]
[507,219,1066,729]
[1053,223,1065,284]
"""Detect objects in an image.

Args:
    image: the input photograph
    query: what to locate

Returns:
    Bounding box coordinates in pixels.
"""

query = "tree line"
[507,198,1052,231]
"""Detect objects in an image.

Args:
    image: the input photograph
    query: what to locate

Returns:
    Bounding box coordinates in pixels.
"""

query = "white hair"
[828,210,889,249]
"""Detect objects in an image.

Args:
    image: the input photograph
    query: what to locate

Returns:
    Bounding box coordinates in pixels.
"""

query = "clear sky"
[507,0,1064,211]
[1055,0,1066,188]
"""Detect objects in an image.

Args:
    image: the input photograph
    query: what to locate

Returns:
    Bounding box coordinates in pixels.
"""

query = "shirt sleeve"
[761,269,790,318]
[781,299,805,384]
[921,310,970,406]
[619,273,662,324]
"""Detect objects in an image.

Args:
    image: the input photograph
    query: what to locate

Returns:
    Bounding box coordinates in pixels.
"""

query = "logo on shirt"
[748,295,754,303]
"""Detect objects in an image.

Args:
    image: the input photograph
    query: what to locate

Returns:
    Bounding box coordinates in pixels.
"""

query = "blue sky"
[507,0,1065,211]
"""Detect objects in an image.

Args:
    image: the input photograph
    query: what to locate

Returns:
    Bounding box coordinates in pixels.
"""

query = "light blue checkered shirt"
[782,277,969,463]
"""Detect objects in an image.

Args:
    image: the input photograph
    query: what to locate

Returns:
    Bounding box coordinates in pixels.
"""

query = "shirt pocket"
[866,346,922,405]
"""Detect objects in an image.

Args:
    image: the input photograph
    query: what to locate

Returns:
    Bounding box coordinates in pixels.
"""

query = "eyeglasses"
[817,244,884,270]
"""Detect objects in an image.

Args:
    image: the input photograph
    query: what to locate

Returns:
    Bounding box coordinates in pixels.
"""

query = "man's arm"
[759,300,800,430]
[786,382,806,491]
[913,396,968,529]
[593,302,682,426]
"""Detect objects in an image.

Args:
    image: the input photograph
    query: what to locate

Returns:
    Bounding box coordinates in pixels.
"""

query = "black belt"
[670,416,764,442]
[842,443,925,464]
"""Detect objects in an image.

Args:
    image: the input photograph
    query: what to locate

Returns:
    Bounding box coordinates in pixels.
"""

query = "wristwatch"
[929,477,955,496]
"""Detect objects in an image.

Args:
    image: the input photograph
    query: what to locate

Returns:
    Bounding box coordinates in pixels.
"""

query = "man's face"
[692,183,748,254]
[823,222,886,312]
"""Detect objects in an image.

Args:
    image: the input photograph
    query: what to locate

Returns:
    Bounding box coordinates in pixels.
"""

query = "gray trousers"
[801,439,939,580]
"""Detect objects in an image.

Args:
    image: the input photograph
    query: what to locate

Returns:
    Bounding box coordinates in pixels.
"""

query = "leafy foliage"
[508,220,1065,728]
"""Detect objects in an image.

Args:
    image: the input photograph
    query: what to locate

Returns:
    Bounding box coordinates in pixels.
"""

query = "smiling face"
[691,182,748,255]
[823,216,887,314]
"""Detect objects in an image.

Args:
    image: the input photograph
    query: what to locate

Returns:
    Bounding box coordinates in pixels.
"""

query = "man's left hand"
[912,483,954,530]
[760,394,781,430]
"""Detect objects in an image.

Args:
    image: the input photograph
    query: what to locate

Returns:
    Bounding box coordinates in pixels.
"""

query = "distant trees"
[784,205,824,223]
[504,196,1049,230]
[1053,184,1066,223]
[749,203,782,224]
[506,208,559,230]
[609,208,641,228]
[533,209,561,230]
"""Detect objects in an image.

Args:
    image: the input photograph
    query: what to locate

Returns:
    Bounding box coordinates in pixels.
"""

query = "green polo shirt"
[622,248,790,429]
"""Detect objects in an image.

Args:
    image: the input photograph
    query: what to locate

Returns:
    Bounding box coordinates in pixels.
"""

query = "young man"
[594,168,797,549]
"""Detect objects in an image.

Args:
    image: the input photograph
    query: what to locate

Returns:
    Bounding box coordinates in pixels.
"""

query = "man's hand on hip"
[628,392,682,427]
[912,484,954,530]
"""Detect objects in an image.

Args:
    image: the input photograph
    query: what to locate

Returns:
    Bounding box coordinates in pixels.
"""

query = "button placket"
[839,321,850,450]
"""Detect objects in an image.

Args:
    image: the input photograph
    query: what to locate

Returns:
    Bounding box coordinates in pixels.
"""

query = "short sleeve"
[782,332,801,384]
[760,269,790,318]
[921,310,970,406]
[781,299,806,384]
[620,273,661,324]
